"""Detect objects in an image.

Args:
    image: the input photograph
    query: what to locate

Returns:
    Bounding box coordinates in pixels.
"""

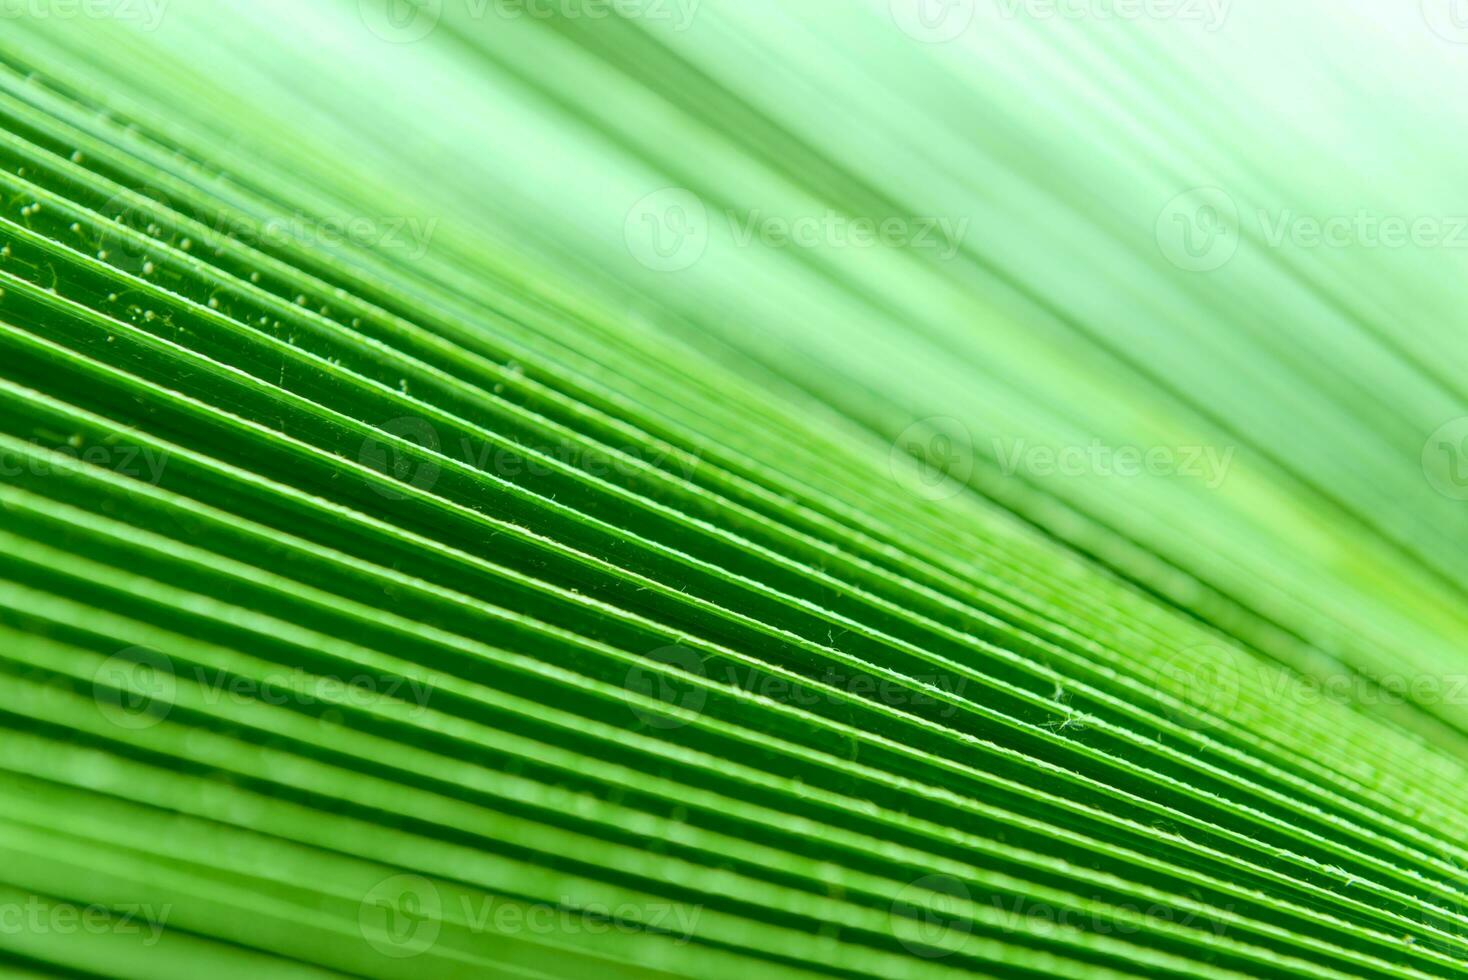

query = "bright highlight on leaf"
[1,1,1467,977]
